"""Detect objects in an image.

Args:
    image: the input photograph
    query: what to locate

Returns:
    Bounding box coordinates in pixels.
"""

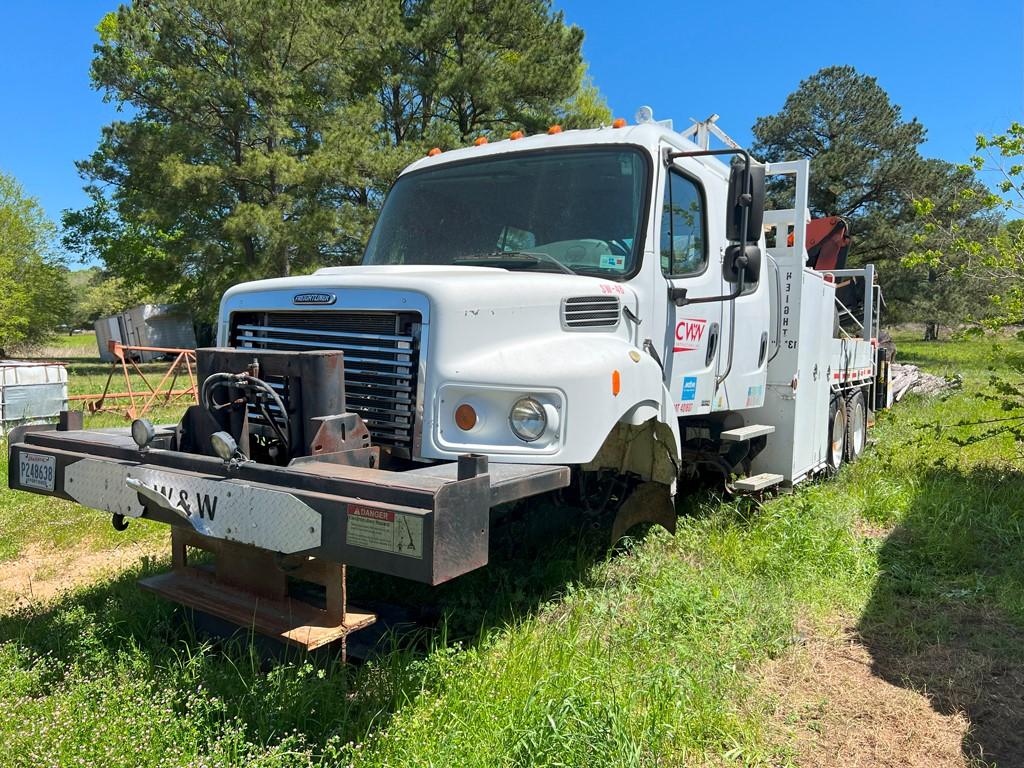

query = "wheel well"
[581,417,680,486]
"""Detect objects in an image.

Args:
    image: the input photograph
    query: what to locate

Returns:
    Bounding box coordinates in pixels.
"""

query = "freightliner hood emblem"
[293,292,336,305]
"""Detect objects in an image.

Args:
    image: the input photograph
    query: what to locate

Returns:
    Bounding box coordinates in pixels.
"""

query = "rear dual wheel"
[827,396,847,472]
[845,390,867,461]
[827,389,868,473]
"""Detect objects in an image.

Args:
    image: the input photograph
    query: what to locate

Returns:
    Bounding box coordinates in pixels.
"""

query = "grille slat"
[236,323,411,343]
[231,310,421,457]
[237,334,412,356]
[562,296,621,329]
[235,334,415,367]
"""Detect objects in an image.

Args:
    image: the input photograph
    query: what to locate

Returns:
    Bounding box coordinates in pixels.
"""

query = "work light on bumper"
[509,397,547,442]
[210,431,239,461]
[130,418,156,450]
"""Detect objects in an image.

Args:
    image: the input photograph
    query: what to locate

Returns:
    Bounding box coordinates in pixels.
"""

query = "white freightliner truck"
[9,112,890,653]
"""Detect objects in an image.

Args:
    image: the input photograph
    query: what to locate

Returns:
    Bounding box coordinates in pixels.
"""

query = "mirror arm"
[665,147,751,177]
[669,261,747,307]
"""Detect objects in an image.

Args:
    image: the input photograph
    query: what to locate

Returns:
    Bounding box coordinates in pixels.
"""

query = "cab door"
[659,162,724,417]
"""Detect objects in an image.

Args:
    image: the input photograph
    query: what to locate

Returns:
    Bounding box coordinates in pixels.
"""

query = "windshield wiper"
[452,251,576,276]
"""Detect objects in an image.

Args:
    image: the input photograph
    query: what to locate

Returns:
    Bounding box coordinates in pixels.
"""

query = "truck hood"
[219,264,638,320]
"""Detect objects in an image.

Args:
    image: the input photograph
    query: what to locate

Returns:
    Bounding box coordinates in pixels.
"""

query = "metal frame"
[9,422,569,585]
[71,341,198,418]
[818,265,877,342]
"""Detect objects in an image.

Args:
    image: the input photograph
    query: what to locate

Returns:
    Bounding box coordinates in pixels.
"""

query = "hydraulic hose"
[200,371,292,451]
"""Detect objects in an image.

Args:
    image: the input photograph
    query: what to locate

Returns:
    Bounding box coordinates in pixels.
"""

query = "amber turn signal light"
[455,403,478,431]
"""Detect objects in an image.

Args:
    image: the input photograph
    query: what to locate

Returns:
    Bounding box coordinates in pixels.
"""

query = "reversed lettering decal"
[150,483,219,520]
[673,317,707,352]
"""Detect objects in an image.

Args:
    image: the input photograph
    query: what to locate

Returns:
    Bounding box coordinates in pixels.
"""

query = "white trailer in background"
[94,304,197,362]
[10,111,891,654]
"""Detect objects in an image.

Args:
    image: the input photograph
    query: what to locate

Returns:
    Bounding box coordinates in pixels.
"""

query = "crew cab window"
[660,170,706,277]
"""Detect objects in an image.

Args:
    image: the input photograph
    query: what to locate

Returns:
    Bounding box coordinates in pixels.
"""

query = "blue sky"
[0,0,1020,255]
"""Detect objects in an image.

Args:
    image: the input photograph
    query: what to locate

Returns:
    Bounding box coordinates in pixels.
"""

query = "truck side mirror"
[726,158,766,244]
[724,244,761,285]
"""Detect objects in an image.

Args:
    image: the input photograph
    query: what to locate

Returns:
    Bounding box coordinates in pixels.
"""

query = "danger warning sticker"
[346,504,424,559]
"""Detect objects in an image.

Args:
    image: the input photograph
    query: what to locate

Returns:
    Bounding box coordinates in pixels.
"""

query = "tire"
[845,390,867,462]
[827,395,846,472]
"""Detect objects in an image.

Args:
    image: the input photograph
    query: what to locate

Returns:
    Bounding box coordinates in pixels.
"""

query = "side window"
[660,170,706,277]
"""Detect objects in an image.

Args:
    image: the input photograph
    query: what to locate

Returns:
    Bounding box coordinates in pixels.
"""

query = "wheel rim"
[831,408,845,466]
[852,400,866,455]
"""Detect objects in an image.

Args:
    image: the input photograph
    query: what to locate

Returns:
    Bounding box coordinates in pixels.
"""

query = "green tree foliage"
[894,159,1000,336]
[752,66,1002,337]
[67,267,151,328]
[0,171,71,353]
[370,1,603,148]
[752,65,929,264]
[63,0,608,320]
[907,124,1024,328]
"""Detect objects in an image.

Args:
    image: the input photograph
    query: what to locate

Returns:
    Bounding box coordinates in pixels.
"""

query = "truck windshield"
[363,147,649,278]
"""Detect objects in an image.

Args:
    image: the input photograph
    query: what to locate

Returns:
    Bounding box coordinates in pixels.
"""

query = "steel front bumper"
[9,427,568,585]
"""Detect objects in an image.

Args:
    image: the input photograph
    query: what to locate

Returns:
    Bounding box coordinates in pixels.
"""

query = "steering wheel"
[608,239,630,256]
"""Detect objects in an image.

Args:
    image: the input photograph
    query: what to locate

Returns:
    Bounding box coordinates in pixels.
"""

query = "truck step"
[734,472,784,492]
[141,527,376,657]
[139,570,376,651]
[720,424,776,442]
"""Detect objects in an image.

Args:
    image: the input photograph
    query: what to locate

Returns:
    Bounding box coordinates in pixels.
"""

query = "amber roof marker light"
[612,117,627,129]
[427,147,442,156]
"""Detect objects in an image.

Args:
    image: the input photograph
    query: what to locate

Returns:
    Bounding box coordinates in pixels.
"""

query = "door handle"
[705,322,720,367]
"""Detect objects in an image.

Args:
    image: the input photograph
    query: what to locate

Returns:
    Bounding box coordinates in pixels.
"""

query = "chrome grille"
[230,310,420,455]
[561,296,621,329]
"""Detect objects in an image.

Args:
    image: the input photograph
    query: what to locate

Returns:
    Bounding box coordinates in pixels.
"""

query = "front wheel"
[827,395,846,472]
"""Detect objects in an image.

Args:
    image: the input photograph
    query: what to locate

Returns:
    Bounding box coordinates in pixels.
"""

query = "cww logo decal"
[673,318,707,352]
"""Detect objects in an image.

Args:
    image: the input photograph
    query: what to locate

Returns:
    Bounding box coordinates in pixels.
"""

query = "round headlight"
[509,397,547,442]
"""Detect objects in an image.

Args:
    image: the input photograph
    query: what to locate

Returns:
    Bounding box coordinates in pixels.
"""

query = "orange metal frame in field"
[69,341,198,419]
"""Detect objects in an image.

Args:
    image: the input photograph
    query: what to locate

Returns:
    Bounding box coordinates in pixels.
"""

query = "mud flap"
[611,481,677,543]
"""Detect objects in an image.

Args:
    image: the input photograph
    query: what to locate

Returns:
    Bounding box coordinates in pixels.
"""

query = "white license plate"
[19,452,56,491]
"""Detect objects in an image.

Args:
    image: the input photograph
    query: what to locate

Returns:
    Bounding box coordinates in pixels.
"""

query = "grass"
[1,333,185,562]
[0,330,1022,765]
